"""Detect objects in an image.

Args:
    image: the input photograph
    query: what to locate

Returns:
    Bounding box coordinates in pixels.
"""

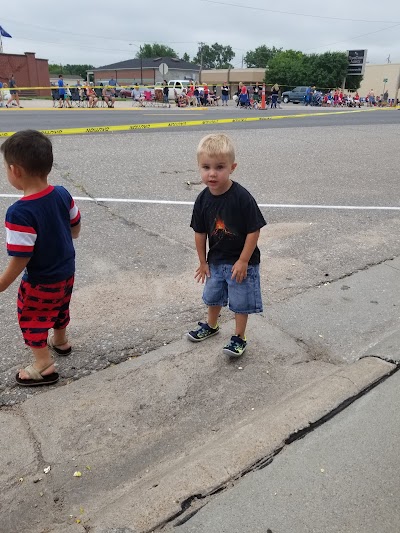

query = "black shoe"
[187,322,220,342]
[223,335,247,357]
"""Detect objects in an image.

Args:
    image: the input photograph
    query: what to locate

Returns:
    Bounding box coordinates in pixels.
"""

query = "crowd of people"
[169,81,271,109]
[1,73,397,110]
[231,82,277,109]
[51,75,117,108]
[0,75,23,108]
[172,81,222,107]
[303,85,394,108]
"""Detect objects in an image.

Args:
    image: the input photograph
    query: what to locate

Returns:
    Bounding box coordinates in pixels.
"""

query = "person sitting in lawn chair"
[102,85,116,108]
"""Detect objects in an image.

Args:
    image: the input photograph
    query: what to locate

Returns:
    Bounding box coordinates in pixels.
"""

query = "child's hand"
[194,262,210,283]
[231,259,248,283]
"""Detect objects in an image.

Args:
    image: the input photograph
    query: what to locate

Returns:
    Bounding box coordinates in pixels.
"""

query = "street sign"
[159,63,168,76]
[383,78,388,83]
[347,50,367,76]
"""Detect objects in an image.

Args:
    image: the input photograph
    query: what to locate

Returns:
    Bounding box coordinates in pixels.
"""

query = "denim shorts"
[203,263,263,314]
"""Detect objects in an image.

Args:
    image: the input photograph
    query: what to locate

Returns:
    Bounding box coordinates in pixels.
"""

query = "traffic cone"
[261,83,266,110]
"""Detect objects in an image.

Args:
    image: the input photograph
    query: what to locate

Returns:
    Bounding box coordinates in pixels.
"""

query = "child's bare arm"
[239,230,260,263]
[0,257,30,292]
[231,230,260,283]
[194,232,210,283]
[194,232,207,263]
[71,221,81,239]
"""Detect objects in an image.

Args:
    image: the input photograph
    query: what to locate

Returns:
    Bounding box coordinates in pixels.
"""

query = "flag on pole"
[0,26,12,38]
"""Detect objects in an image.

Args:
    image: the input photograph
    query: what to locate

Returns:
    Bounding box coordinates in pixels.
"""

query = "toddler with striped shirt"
[0,130,81,386]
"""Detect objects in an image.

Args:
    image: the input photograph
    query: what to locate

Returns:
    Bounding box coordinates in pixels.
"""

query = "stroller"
[238,91,251,108]
[312,91,323,106]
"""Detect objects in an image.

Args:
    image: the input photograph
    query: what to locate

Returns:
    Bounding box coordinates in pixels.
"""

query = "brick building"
[93,57,200,86]
[0,51,50,96]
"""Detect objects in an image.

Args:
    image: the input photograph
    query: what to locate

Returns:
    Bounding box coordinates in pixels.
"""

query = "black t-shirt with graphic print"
[190,181,267,265]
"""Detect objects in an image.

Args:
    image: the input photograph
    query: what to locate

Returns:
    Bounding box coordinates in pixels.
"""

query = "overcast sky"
[1,1,400,68]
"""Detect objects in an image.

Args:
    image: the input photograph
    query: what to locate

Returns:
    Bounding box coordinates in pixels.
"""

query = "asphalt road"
[0,110,400,405]
[0,106,399,132]
[1,108,400,533]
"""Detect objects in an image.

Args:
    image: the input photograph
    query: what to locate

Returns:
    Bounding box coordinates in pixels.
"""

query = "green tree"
[49,64,95,79]
[193,43,235,69]
[182,52,190,62]
[265,50,360,90]
[244,45,282,68]
[136,43,178,58]
[265,50,308,87]
[306,52,348,89]
[345,75,363,91]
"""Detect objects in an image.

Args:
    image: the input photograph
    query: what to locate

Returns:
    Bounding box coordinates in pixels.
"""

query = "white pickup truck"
[156,80,191,100]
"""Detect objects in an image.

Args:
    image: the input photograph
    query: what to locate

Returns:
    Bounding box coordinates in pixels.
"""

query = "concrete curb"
[89,357,395,532]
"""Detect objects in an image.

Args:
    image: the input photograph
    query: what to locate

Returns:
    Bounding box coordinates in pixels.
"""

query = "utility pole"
[199,42,205,83]
[140,46,144,85]
[130,42,143,85]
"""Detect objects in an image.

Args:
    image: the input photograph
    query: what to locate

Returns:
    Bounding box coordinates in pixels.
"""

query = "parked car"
[155,80,191,100]
[281,86,308,104]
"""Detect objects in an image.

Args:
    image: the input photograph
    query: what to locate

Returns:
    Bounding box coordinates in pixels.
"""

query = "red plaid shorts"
[17,275,74,348]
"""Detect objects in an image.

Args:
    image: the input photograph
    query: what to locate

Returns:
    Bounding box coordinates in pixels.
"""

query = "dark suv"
[281,86,308,104]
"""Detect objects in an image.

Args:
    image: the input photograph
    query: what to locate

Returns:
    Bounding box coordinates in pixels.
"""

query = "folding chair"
[95,87,105,107]
[70,88,81,107]
[51,89,60,107]
[143,90,154,107]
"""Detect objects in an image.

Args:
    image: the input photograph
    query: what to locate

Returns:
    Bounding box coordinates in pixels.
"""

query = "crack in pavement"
[270,255,398,305]
[156,361,400,531]
[60,168,195,252]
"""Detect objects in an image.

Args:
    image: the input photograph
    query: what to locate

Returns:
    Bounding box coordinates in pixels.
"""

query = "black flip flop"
[15,364,59,387]
[48,338,72,356]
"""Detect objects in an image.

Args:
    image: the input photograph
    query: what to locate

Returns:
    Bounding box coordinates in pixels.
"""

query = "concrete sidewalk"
[2,258,400,532]
[4,98,349,111]
[176,368,400,533]
[1,330,394,533]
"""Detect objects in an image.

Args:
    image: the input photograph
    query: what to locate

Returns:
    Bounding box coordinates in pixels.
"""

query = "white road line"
[0,194,399,210]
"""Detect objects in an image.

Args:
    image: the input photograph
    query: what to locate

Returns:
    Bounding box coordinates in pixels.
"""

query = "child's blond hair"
[197,134,235,163]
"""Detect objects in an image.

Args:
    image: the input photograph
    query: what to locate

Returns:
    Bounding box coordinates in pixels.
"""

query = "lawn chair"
[143,90,154,107]
[70,88,81,107]
[51,88,60,107]
[95,86,105,107]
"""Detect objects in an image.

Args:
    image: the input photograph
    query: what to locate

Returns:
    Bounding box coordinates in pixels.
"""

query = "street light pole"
[140,45,143,85]
[129,42,143,85]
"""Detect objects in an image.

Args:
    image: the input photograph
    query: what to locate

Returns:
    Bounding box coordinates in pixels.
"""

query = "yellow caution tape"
[0,108,395,138]
[0,85,177,91]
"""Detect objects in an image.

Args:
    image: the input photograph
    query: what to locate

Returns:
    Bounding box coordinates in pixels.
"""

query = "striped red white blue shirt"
[5,185,80,283]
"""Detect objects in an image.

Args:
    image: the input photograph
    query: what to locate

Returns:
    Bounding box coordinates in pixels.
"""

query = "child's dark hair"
[1,130,53,177]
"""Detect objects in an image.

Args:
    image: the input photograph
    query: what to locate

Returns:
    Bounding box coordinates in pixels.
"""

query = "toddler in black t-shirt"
[187,134,266,357]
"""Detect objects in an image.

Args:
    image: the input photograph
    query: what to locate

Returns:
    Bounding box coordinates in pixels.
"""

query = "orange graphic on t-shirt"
[211,217,235,237]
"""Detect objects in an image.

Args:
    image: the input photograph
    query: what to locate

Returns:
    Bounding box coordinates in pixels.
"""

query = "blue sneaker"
[223,335,247,357]
[187,322,220,342]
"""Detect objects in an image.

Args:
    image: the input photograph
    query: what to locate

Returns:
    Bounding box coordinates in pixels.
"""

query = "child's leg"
[49,276,74,354]
[187,305,222,342]
[208,305,222,328]
[52,326,71,350]
[223,313,249,356]
[235,313,248,338]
